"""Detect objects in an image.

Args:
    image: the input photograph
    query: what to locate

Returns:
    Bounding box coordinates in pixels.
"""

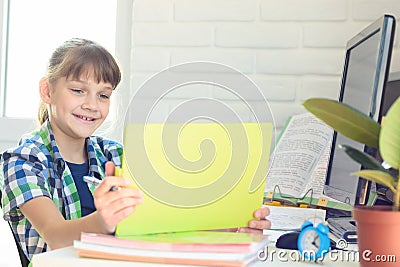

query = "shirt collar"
[38,120,103,178]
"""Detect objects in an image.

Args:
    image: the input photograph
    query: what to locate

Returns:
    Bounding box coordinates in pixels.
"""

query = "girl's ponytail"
[37,101,48,125]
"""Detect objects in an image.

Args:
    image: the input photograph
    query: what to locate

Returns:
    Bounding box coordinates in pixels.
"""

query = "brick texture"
[174,0,258,21]
[260,0,347,21]
[216,23,300,48]
[131,0,400,128]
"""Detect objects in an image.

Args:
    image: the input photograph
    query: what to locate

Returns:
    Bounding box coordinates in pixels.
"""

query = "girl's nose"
[82,94,98,110]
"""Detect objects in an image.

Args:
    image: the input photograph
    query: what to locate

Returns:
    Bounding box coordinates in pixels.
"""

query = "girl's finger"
[254,207,270,218]
[248,219,271,230]
[105,161,115,176]
[238,227,263,234]
[105,196,142,214]
[94,176,131,196]
[97,188,142,205]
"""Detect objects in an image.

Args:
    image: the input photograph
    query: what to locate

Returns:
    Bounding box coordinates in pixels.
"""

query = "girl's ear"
[39,78,51,104]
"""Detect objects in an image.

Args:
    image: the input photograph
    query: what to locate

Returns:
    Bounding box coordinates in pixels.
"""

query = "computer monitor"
[324,14,396,206]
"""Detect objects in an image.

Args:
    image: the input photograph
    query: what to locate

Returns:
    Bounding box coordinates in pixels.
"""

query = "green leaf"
[339,144,389,173]
[379,98,400,170]
[353,170,396,192]
[303,98,380,148]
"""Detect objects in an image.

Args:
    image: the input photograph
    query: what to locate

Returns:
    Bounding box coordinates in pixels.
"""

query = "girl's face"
[44,70,113,142]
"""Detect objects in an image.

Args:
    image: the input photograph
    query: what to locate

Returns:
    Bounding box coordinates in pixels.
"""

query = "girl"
[0,38,271,262]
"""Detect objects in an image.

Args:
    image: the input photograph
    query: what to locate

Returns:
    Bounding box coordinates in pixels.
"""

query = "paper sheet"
[266,205,326,230]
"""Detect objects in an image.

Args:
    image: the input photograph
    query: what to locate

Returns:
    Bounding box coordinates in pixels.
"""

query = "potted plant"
[303,97,400,267]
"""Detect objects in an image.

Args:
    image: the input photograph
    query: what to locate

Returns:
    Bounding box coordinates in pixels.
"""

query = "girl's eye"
[99,94,110,100]
[71,88,84,94]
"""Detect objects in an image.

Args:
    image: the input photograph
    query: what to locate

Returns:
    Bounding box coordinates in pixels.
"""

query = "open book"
[264,113,351,210]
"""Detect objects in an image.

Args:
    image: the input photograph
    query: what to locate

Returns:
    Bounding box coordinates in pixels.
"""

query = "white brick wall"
[171,49,255,74]
[260,0,347,21]
[133,0,173,22]
[133,23,213,46]
[303,23,370,48]
[256,50,344,75]
[131,0,400,130]
[174,0,259,21]
[352,0,400,20]
[215,24,300,48]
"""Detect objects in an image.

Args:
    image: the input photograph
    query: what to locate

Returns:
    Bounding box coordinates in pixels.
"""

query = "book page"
[302,141,332,197]
[265,113,333,198]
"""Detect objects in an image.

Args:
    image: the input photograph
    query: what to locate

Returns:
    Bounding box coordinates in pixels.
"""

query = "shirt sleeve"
[1,146,51,222]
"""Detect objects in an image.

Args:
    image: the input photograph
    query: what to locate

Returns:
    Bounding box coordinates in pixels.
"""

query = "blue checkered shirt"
[0,120,123,260]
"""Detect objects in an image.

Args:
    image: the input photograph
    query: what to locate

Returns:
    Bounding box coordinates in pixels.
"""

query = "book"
[264,113,352,211]
[79,231,268,253]
[75,231,269,267]
[265,113,333,198]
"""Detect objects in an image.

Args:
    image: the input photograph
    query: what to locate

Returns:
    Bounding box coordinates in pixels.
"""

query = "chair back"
[0,188,30,267]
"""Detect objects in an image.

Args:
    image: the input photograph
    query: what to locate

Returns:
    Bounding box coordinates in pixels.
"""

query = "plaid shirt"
[0,120,123,260]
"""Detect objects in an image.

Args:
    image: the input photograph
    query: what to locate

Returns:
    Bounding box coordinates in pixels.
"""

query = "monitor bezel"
[324,14,396,206]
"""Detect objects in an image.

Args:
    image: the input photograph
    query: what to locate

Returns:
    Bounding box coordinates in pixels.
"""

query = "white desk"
[32,245,360,267]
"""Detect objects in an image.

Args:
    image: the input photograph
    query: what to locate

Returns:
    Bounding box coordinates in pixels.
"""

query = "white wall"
[1,1,400,265]
[0,119,37,151]
[129,0,400,131]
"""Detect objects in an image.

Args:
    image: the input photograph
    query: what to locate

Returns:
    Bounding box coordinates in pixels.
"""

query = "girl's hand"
[93,161,143,234]
[239,207,271,234]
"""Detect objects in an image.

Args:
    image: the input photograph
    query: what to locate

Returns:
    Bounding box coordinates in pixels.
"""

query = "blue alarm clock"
[297,221,330,261]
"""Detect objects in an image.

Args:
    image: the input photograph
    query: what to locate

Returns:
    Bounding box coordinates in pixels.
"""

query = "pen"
[83,176,121,191]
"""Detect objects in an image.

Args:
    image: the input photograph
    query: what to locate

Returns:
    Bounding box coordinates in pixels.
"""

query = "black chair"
[0,190,30,267]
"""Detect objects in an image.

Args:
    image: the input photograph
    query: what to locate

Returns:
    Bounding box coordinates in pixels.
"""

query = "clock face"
[298,222,330,261]
[300,230,320,252]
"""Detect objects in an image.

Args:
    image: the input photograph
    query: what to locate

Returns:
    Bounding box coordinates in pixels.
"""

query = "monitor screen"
[324,15,395,206]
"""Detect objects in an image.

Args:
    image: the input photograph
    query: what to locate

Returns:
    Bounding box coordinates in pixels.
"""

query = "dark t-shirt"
[66,161,96,217]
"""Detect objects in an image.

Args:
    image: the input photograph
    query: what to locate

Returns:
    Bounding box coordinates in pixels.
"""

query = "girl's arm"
[19,163,142,250]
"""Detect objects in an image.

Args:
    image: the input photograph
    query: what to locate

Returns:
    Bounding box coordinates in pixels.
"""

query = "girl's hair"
[38,38,121,125]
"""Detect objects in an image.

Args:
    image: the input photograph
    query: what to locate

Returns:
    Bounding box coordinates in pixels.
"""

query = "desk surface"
[32,245,360,267]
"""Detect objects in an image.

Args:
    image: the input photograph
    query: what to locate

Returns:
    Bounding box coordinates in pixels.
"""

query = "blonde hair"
[38,38,121,125]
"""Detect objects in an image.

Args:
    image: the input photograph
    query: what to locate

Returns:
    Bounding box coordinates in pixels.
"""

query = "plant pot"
[352,206,400,266]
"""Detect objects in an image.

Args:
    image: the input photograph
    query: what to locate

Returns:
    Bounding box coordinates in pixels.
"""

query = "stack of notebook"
[74,231,269,267]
